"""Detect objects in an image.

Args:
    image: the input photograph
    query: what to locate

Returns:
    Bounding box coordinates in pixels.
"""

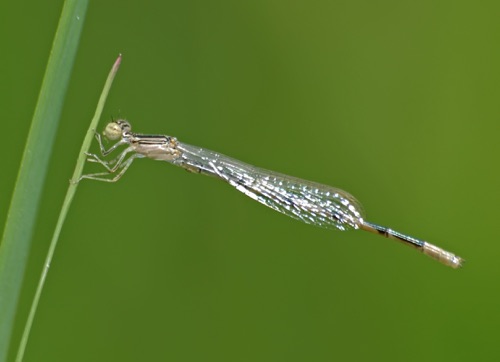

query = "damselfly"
[79,120,463,268]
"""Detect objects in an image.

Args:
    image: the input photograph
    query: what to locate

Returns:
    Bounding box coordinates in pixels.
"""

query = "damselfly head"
[103,120,131,140]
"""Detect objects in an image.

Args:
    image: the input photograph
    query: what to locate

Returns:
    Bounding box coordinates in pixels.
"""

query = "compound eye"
[103,122,123,140]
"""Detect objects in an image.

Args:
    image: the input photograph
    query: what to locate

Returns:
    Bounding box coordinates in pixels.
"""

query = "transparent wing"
[176,143,365,231]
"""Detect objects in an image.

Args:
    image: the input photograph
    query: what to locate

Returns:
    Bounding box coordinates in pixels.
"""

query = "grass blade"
[0,1,88,360]
[15,54,122,362]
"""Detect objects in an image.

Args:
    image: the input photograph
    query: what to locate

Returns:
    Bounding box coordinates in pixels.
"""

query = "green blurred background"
[1,0,499,361]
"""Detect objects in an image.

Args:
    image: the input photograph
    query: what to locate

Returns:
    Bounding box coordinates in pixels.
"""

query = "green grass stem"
[14,55,122,362]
